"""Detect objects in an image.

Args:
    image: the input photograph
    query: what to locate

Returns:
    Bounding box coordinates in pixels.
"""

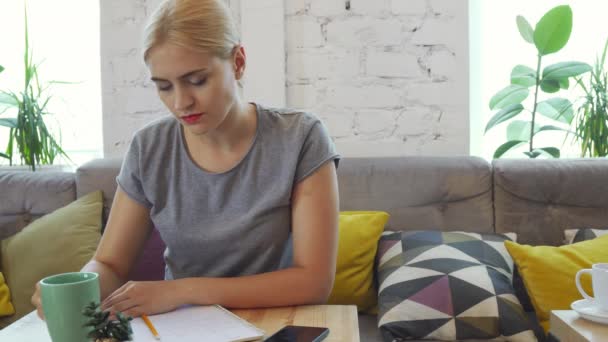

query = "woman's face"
[146,42,242,136]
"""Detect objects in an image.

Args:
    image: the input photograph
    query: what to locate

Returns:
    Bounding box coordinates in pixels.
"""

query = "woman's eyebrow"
[151,68,208,82]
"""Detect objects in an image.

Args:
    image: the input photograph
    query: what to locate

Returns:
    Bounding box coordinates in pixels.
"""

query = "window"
[470,0,608,159]
[0,0,102,168]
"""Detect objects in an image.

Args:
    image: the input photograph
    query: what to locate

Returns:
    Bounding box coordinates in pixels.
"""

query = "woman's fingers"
[31,282,45,320]
[109,297,138,314]
[102,286,130,310]
[122,307,142,318]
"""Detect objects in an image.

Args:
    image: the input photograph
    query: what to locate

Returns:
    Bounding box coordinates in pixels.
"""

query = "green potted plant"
[571,39,608,157]
[83,302,133,342]
[485,5,592,158]
[0,7,69,171]
[0,64,8,162]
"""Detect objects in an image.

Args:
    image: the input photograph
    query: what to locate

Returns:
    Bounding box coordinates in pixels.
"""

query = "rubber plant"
[0,6,69,170]
[485,5,592,158]
[572,39,608,157]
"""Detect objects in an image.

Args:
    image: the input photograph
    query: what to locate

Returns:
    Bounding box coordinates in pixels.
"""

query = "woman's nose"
[174,88,194,111]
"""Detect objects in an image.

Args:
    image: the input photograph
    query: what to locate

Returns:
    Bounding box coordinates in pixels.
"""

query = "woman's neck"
[187,100,255,152]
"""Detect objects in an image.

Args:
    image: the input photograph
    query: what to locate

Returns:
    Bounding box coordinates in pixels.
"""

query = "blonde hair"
[143,0,240,61]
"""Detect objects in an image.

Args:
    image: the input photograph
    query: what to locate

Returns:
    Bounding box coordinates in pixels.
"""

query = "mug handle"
[575,269,594,300]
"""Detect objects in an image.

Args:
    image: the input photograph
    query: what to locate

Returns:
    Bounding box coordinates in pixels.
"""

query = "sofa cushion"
[128,228,166,281]
[327,211,389,313]
[505,235,608,333]
[377,231,535,341]
[0,191,102,326]
[0,272,14,317]
[564,228,608,244]
[493,158,608,246]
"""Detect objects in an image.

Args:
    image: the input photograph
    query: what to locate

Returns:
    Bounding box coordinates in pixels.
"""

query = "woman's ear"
[233,46,246,80]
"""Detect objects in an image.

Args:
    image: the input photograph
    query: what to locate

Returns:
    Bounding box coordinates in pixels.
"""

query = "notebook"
[130,305,265,342]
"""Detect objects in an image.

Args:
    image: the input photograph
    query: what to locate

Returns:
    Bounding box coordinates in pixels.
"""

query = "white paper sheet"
[131,305,265,342]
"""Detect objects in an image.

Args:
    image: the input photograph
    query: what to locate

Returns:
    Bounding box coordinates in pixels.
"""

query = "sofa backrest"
[0,171,75,240]
[75,156,495,234]
[337,156,494,233]
[493,158,608,246]
[4,156,607,249]
[76,157,123,225]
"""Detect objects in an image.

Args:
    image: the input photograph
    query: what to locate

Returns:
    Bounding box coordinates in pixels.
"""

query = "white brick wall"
[391,0,427,16]
[101,0,469,157]
[287,0,469,156]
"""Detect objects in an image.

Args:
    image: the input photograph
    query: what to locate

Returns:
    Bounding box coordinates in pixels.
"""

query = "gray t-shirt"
[116,103,340,280]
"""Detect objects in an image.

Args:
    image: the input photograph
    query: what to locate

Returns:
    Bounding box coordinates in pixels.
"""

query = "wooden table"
[234,304,359,341]
[550,310,608,342]
[0,304,360,341]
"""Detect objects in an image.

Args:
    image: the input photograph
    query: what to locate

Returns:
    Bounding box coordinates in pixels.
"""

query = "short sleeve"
[116,136,153,208]
[295,119,340,183]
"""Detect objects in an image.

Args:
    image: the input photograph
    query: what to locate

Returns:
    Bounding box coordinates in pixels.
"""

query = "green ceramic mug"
[40,272,100,342]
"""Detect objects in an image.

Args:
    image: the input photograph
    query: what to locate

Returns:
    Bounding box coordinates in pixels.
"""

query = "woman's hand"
[31,282,44,320]
[101,280,183,317]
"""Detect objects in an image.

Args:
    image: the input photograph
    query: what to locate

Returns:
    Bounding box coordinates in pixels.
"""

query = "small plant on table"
[82,302,133,342]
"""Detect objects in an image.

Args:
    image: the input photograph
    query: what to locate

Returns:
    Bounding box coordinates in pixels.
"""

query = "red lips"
[181,113,203,124]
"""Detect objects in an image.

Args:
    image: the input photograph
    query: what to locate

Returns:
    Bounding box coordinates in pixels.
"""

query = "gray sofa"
[2,156,608,341]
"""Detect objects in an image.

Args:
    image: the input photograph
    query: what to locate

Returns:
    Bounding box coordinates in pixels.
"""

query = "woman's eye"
[156,83,172,91]
[190,77,207,86]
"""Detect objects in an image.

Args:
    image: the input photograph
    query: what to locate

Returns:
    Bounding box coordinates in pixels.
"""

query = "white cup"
[576,263,608,312]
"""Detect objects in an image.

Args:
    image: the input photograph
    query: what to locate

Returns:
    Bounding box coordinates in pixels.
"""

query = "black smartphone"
[264,325,330,342]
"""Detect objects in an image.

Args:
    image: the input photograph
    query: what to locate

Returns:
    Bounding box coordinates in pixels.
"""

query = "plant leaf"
[534,147,561,158]
[0,93,18,107]
[534,125,570,136]
[542,61,592,80]
[559,77,569,89]
[494,140,526,159]
[516,15,535,44]
[536,98,574,123]
[0,118,18,128]
[0,152,9,160]
[540,79,560,93]
[523,150,542,158]
[506,120,532,142]
[534,5,572,56]
[489,85,529,110]
[0,65,4,73]
[485,103,524,133]
[511,65,537,87]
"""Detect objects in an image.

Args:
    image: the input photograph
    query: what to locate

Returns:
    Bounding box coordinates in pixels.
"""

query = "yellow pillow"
[327,211,389,313]
[0,272,15,317]
[505,235,608,333]
[1,191,103,325]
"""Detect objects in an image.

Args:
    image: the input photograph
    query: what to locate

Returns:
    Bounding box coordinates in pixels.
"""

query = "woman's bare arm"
[81,187,153,300]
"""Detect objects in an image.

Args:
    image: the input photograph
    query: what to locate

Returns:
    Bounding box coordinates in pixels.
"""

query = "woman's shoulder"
[258,104,321,132]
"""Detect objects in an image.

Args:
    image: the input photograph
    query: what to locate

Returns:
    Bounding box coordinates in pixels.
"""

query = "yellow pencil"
[142,314,161,340]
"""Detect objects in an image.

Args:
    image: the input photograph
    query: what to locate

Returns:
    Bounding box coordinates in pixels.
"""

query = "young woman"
[32,0,339,318]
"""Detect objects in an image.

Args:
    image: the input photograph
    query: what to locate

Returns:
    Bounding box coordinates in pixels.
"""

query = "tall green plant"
[0,6,69,170]
[572,39,608,157]
[485,5,592,159]
[0,64,8,161]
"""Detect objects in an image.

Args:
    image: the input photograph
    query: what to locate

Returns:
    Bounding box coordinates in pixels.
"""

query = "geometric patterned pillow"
[377,231,537,341]
[564,228,608,244]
